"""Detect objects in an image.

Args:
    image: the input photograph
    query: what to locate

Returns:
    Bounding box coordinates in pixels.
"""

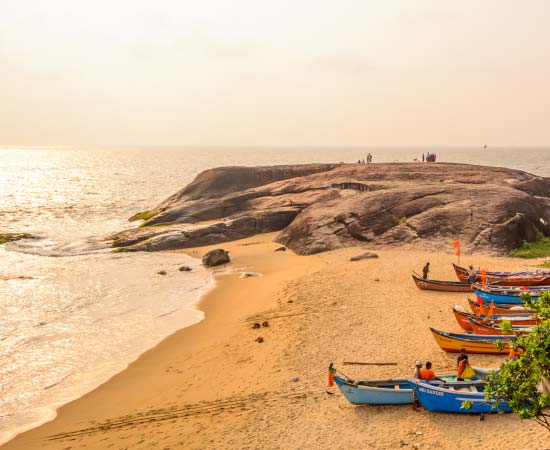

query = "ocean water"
[1,145,549,444]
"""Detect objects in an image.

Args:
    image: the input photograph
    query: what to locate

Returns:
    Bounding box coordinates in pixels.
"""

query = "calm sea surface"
[1,146,549,443]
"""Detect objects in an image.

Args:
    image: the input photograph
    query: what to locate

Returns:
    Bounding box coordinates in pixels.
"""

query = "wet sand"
[3,234,549,450]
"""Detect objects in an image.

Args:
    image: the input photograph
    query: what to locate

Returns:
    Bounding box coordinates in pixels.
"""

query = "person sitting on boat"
[457,349,468,380]
[420,361,444,382]
[422,262,430,279]
[467,265,476,283]
[509,345,525,361]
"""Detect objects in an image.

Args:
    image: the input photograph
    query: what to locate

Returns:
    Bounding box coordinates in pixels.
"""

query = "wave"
[5,235,113,257]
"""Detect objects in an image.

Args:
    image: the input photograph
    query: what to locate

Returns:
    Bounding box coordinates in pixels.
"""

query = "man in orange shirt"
[420,362,444,382]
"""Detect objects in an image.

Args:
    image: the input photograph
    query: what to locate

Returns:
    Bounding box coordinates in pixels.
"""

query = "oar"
[342,362,397,366]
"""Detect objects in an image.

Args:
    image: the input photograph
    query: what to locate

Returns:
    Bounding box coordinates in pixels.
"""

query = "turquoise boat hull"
[474,288,528,304]
[334,375,414,404]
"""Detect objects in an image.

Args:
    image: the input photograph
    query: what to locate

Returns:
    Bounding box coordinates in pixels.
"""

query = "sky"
[1,0,550,147]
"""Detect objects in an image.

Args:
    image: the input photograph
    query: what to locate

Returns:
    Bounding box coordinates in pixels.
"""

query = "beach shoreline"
[2,233,314,449]
[0,251,213,447]
[3,234,549,450]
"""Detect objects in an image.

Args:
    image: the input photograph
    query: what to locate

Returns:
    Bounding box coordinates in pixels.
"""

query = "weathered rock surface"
[202,249,230,267]
[111,163,550,255]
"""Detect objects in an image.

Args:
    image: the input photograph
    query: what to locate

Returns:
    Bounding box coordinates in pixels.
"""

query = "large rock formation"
[111,163,550,255]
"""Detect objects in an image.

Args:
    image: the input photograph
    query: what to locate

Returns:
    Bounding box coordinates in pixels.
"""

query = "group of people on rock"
[357,153,373,164]
[422,152,437,162]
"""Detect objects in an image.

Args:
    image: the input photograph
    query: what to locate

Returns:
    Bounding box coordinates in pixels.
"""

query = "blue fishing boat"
[332,365,486,405]
[407,378,511,414]
[334,375,414,405]
[473,284,545,304]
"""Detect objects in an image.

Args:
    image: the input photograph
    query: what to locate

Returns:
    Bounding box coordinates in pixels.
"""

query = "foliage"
[129,210,157,223]
[460,400,473,411]
[536,262,550,269]
[0,233,32,244]
[391,215,407,225]
[485,292,550,430]
[509,230,550,259]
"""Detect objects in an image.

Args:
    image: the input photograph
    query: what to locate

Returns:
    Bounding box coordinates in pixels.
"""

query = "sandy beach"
[4,233,549,450]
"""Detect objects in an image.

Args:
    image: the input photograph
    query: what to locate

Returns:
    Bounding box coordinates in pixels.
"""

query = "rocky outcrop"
[202,249,230,267]
[112,163,550,255]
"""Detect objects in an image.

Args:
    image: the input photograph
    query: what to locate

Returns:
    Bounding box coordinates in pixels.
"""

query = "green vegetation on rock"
[129,210,157,222]
[509,232,550,259]
[0,233,32,244]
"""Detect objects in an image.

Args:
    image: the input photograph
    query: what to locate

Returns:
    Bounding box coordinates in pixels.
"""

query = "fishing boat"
[473,284,545,304]
[468,317,533,336]
[333,374,414,405]
[429,327,514,354]
[467,298,531,315]
[407,378,511,414]
[452,305,537,331]
[453,263,550,286]
[412,273,471,292]
[332,365,484,405]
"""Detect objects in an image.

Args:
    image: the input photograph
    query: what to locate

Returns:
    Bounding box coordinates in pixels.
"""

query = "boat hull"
[430,327,514,354]
[412,274,471,292]
[467,298,530,315]
[468,318,532,336]
[452,306,535,331]
[473,285,544,304]
[334,376,413,405]
[453,263,550,286]
[408,378,511,414]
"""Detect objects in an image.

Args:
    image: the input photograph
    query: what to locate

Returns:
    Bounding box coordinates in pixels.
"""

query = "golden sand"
[3,234,548,450]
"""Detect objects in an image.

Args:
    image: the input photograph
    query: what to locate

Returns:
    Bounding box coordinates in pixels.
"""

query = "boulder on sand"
[202,249,230,267]
[350,252,379,261]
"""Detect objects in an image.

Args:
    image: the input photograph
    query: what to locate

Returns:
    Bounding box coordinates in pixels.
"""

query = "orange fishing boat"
[452,305,538,332]
[453,263,550,286]
[468,317,533,336]
[467,298,531,315]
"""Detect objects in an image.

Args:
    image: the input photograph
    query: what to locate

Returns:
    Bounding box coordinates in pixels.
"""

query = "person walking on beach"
[412,360,423,411]
[422,153,425,162]
[422,262,430,279]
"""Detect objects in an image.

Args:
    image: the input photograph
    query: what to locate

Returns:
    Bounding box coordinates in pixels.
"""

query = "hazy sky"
[2,1,550,146]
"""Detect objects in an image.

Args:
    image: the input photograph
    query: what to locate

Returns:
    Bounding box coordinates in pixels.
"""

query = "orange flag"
[478,302,485,317]
[487,300,495,318]
[452,240,461,256]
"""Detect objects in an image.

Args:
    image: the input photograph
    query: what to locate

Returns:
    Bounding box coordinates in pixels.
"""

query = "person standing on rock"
[422,262,430,279]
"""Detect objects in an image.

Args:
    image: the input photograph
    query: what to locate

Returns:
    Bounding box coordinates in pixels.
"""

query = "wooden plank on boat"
[342,362,398,366]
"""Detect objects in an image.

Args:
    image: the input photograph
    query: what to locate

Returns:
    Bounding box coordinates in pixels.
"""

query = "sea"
[1,146,549,444]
